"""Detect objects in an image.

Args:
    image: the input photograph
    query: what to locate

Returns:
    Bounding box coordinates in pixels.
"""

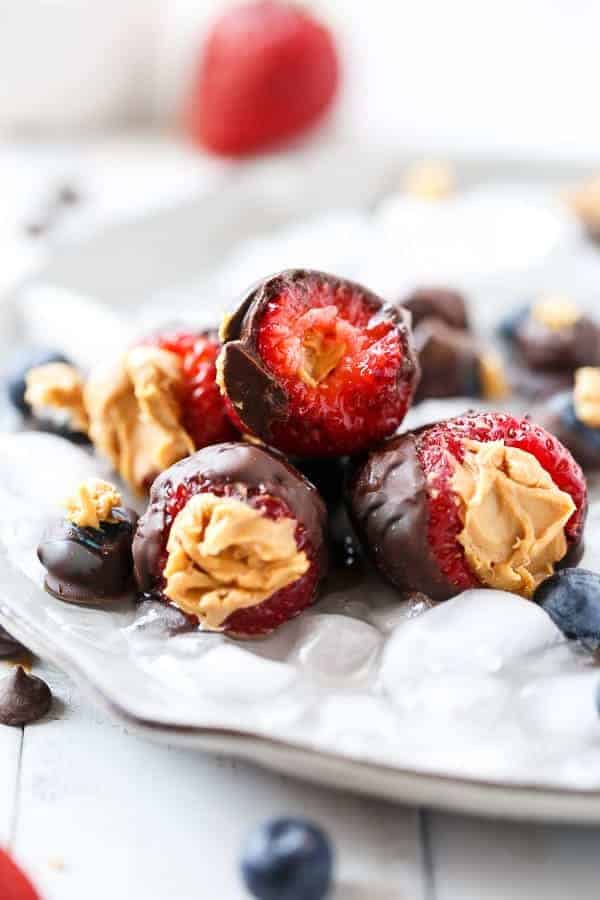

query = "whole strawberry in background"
[185,1,339,157]
[0,847,40,900]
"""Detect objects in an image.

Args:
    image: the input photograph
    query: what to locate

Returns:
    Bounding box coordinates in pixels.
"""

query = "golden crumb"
[64,478,122,529]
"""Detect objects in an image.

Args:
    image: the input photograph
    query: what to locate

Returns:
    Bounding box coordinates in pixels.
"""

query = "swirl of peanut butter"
[26,347,194,494]
[164,493,309,630]
[574,367,600,428]
[452,440,575,598]
[25,363,89,432]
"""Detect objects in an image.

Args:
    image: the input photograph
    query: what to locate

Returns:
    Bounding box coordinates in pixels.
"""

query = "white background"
[1,0,600,162]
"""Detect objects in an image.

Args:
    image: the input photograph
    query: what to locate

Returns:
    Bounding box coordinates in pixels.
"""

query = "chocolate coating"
[38,507,138,606]
[515,311,600,372]
[507,359,573,401]
[348,428,585,602]
[401,287,469,332]
[534,392,600,471]
[219,269,418,447]
[0,626,26,659]
[413,318,480,402]
[347,431,455,601]
[0,666,52,726]
[293,457,348,509]
[133,442,328,595]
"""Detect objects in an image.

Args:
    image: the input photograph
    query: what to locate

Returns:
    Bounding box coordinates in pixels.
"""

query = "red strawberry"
[141,329,238,449]
[185,1,339,157]
[133,443,327,637]
[218,270,419,457]
[0,848,41,900]
[349,412,587,602]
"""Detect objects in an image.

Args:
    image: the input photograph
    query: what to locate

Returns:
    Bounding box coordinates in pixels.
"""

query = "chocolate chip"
[0,666,52,726]
[0,626,26,659]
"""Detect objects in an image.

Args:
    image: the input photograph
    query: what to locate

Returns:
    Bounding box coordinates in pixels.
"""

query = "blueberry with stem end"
[241,817,333,900]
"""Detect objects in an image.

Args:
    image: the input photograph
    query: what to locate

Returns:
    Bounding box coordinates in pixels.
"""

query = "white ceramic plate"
[3,152,600,823]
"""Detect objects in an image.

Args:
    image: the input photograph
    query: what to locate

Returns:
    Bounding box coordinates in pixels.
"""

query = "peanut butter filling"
[85,347,194,495]
[452,440,575,598]
[23,350,194,494]
[574,366,600,427]
[25,363,89,432]
[298,329,346,388]
[64,478,122,529]
[164,493,309,630]
[531,295,581,331]
[403,160,455,201]
[478,352,509,401]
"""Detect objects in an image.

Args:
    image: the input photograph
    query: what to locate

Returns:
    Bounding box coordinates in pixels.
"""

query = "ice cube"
[381,589,564,703]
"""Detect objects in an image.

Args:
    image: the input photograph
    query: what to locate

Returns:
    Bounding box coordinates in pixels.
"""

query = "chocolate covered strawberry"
[25,328,236,495]
[0,847,41,900]
[140,328,238,449]
[133,442,327,637]
[185,1,339,156]
[217,270,419,457]
[348,412,587,602]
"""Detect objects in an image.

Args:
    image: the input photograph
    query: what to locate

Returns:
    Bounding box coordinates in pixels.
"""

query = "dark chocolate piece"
[0,666,52,726]
[347,432,455,601]
[400,287,469,332]
[515,311,600,372]
[507,359,574,401]
[38,507,138,606]
[293,457,348,509]
[412,318,481,402]
[219,269,418,446]
[534,392,600,471]
[133,442,328,596]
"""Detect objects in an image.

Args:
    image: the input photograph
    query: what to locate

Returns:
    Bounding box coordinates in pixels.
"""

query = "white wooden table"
[3,135,600,898]
[1,656,599,900]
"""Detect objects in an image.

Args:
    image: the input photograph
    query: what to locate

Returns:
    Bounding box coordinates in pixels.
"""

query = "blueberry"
[535,569,600,649]
[241,818,333,900]
[497,304,529,342]
[558,396,600,452]
[5,347,69,414]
